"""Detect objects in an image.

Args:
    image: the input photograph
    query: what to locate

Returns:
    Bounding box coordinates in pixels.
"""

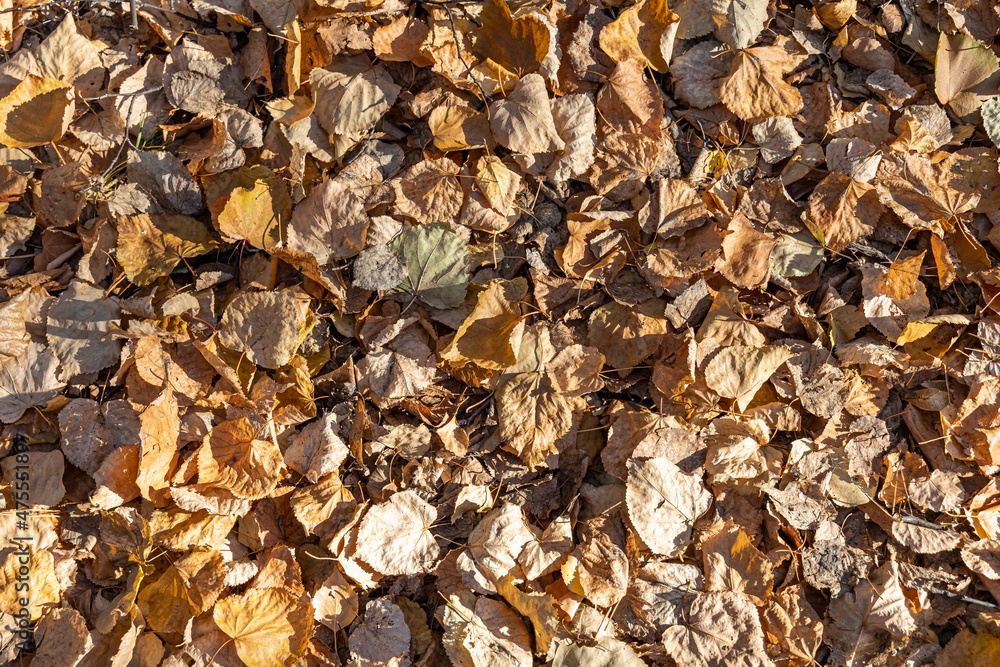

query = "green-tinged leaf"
[391,223,468,309]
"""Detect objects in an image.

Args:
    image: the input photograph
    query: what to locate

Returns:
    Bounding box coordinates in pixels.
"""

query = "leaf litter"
[1,0,1000,666]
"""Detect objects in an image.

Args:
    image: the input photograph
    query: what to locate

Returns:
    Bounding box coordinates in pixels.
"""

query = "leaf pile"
[2,0,1000,666]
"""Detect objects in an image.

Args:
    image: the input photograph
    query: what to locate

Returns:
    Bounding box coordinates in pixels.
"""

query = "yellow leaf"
[599,0,677,72]
[214,588,312,667]
[880,251,925,300]
[0,75,74,148]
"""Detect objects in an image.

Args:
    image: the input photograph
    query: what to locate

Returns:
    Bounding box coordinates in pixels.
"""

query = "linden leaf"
[626,456,713,556]
[588,299,669,374]
[393,157,464,223]
[708,0,770,49]
[391,223,468,309]
[881,251,925,300]
[935,32,1000,119]
[662,591,775,667]
[355,490,441,575]
[219,290,306,369]
[441,278,526,370]
[442,591,533,667]
[474,0,550,76]
[489,73,565,154]
[0,74,73,148]
[310,55,400,143]
[214,588,312,667]
[287,179,369,264]
[197,417,283,500]
[46,280,122,379]
[498,372,586,469]
[0,342,64,423]
[0,549,60,621]
[704,345,793,411]
[719,47,803,121]
[599,0,678,72]
[116,213,218,286]
[136,389,180,506]
[805,173,883,252]
[216,175,291,250]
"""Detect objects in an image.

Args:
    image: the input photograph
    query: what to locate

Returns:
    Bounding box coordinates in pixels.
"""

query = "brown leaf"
[213,587,312,667]
[626,456,713,556]
[46,279,122,379]
[720,47,803,121]
[662,591,775,667]
[355,490,440,575]
[287,178,369,264]
[0,342,64,423]
[473,0,550,76]
[805,173,882,251]
[588,299,668,374]
[197,417,283,500]
[498,371,585,469]
[219,290,307,369]
[489,73,565,154]
[393,157,464,223]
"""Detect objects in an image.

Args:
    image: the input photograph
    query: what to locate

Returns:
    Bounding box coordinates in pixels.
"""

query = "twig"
[926,587,1000,611]
[82,85,163,102]
[81,93,137,194]
[129,0,138,28]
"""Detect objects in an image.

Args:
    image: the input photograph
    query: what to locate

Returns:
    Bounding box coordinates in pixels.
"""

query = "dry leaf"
[213,588,311,667]
[219,290,306,369]
[626,456,713,556]
[599,0,677,72]
[489,73,565,154]
[46,280,122,379]
[720,47,803,121]
[355,490,440,575]
[474,0,550,76]
[0,75,73,148]
[662,591,775,667]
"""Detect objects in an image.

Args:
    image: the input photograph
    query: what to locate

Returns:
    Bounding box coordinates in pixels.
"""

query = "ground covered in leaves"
[2,0,1000,665]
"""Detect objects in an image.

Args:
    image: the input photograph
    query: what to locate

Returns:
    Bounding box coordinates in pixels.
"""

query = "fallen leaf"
[0,75,73,148]
[626,456,713,556]
[45,280,122,379]
[391,223,468,309]
[489,73,565,154]
[662,591,775,667]
[599,0,677,72]
[213,587,311,667]
[720,47,803,121]
[219,290,306,369]
[355,490,440,575]
[474,0,550,76]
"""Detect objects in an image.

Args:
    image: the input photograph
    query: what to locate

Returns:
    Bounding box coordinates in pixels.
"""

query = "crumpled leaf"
[349,598,411,667]
[311,54,400,140]
[498,371,586,469]
[393,158,464,223]
[197,416,283,500]
[442,591,533,667]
